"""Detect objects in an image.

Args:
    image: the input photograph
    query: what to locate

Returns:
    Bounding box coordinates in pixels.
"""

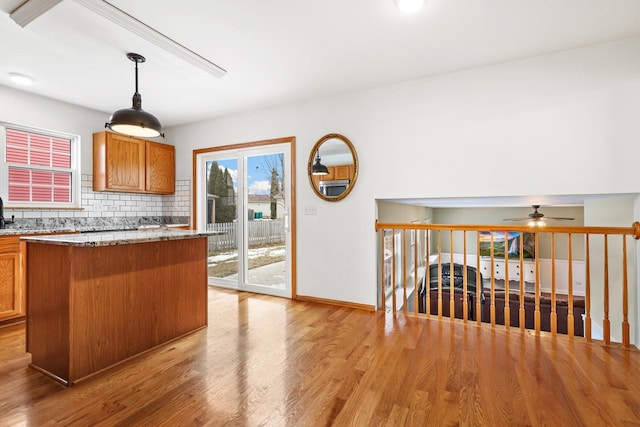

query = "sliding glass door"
[195,140,292,298]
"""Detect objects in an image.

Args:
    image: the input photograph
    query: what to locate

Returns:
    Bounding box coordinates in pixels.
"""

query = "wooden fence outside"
[206,219,285,252]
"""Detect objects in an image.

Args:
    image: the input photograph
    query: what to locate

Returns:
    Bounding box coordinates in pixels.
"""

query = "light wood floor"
[1,287,640,426]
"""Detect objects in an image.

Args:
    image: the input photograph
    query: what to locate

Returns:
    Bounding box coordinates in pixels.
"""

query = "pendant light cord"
[132,58,142,109]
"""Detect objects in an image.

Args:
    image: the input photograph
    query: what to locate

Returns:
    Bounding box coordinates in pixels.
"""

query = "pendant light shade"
[311,151,329,175]
[106,53,164,138]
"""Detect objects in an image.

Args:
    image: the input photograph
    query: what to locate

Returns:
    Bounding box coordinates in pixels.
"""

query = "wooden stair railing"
[375,220,640,348]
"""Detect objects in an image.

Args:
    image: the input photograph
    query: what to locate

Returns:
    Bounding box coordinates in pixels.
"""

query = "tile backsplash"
[3,174,190,230]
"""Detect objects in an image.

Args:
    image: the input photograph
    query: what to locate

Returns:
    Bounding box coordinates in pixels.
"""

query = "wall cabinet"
[145,140,175,193]
[311,164,354,186]
[334,164,352,180]
[0,236,23,322]
[93,131,175,194]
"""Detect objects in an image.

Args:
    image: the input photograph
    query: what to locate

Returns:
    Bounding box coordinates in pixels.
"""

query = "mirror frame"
[307,133,359,202]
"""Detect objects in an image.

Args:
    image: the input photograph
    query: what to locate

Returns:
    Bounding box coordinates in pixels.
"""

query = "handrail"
[376,220,640,348]
[375,220,640,237]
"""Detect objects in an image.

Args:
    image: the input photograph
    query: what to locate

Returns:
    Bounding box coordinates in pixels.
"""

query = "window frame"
[0,122,82,209]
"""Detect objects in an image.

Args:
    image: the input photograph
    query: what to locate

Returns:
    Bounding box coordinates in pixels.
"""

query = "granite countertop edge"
[19,229,214,247]
[0,224,190,236]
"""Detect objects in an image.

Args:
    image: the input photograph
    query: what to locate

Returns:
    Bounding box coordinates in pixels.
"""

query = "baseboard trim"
[295,295,375,312]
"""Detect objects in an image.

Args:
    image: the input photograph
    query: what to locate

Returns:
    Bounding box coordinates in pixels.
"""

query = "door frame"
[192,136,296,298]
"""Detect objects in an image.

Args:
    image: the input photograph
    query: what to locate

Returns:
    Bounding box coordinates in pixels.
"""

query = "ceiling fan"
[502,205,575,225]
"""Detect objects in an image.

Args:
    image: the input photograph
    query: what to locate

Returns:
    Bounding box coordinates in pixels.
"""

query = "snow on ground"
[208,246,285,264]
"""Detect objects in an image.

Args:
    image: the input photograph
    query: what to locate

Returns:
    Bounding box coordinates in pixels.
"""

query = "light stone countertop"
[0,223,190,237]
[0,228,76,236]
[20,229,216,247]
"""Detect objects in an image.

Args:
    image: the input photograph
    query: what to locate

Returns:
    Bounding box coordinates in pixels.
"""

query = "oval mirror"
[308,133,358,202]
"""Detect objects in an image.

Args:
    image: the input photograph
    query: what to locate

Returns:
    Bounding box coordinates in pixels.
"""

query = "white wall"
[0,85,106,172]
[166,37,640,311]
[585,196,637,344]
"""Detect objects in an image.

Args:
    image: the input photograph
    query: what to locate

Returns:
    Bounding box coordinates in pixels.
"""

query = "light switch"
[304,205,317,215]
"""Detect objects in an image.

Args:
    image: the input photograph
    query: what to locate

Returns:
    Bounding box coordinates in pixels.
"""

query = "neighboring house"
[247,194,284,220]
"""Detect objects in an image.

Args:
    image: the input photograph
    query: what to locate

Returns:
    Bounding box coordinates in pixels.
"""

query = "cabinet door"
[146,141,175,194]
[323,166,335,181]
[334,165,351,180]
[479,259,491,281]
[523,261,536,283]
[493,260,504,280]
[94,132,145,192]
[0,237,22,321]
[507,260,521,281]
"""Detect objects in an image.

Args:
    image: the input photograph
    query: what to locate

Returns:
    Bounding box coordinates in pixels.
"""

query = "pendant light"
[311,151,329,175]
[105,52,164,138]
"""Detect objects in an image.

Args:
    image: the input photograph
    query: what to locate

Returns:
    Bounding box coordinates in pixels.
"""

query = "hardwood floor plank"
[1,287,639,426]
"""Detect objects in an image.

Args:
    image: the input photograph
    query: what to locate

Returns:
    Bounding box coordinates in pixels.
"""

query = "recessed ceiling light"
[396,0,425,13]
[9,72,35,86]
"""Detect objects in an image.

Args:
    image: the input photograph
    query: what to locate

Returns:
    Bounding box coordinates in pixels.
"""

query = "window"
[0,123,81,208]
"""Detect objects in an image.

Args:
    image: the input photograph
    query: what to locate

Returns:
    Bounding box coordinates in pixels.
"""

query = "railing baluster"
[381,231,386,312]
[551,232,557,335]
[425,229,430,318]
[392,229,397,315]
[622,236,629,348]
[413,229,419,315]
[490,231,496,326]
[567,233,574,338]
[504,230,510,329]
[519,232,525,332]
[463,230,468,322]
[534,232,541,334]
[603,234,610,344]
[437,230,443,318]
[585,234,592,341]
[476,233,481,326]
[450,230,455,321]
[402,231,407,313]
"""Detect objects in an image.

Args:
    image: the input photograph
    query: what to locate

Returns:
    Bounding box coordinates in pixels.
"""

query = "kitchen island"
[22,229,210,386]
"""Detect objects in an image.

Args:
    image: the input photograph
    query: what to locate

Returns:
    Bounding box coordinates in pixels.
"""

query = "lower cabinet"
[478,256,585,296]
[0,236,23,322]
[479,257,535,283]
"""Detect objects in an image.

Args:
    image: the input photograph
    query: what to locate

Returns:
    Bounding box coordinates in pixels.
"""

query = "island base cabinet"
[26,237,208,385]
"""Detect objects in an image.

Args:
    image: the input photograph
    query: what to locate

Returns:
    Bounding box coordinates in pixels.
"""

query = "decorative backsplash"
[2,175,190,231]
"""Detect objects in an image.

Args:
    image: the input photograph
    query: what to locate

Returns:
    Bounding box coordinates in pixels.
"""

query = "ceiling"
[1,0,640,129]
[378,194,636,209]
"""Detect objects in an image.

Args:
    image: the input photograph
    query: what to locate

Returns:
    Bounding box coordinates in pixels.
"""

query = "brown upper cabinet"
[310,164,355,187]
[93,131,175,194]
[333,164,353,181]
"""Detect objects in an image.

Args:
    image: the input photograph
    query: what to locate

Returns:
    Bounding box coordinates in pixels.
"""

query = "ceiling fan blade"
[502,217,531,221]
[545,216,575,221]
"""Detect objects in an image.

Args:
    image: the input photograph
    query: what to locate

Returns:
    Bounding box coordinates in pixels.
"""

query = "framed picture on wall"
[478,231,535,259]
